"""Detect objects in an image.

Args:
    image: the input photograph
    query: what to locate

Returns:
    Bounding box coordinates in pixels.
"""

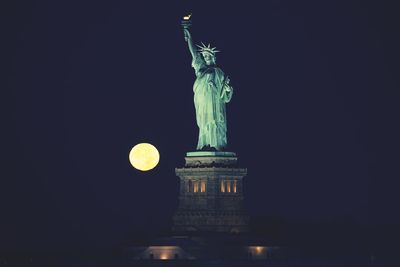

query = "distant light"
[148,246,179,260]
[255,246,263,254]
[249,246,265,255]
[160,254,169,260]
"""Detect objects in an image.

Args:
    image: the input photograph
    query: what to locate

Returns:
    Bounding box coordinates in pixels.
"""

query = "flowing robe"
[192,52,233,150]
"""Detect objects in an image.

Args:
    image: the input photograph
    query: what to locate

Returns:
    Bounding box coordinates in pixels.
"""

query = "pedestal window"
[193,181,199,193]
[187,179,206,193]
[220,179,238,193]
[200,181,206,192]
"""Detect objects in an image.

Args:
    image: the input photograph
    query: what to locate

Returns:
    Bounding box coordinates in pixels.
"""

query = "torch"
[181,13,192,41]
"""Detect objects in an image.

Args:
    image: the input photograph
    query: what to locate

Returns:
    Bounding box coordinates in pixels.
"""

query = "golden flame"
[183,14,192,20]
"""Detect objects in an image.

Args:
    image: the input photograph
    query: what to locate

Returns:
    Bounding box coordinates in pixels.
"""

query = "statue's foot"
[200,145,218,152]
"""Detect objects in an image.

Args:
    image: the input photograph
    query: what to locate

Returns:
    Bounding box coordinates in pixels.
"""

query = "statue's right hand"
[184,29,191,41]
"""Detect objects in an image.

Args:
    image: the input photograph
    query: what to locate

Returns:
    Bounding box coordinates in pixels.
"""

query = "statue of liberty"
[183,23,234,151]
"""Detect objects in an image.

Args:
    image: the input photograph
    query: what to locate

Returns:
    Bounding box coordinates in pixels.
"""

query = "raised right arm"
[184,28,197,59]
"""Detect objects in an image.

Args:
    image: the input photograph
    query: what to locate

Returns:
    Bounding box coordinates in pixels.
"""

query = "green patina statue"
[183,24,233,151]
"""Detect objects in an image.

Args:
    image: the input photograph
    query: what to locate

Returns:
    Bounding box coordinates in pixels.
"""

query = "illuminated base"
[172,152,249,233]
[125,235,282,260]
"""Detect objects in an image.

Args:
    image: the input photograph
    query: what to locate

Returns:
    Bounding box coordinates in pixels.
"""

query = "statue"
[182,16,234,151]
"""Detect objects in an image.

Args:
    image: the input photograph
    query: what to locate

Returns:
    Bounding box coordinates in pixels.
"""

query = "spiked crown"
[197,42,220,56]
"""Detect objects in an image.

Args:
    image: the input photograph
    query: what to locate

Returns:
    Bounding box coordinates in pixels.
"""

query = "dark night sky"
[3,0,400,252]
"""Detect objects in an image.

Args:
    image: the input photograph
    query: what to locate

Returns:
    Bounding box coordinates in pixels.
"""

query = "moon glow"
[129,143,160,171]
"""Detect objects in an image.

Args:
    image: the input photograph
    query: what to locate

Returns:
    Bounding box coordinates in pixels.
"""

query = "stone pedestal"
[172,151,249,233]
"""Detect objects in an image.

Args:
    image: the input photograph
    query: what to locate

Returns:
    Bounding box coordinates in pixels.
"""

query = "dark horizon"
[3,0,400,253]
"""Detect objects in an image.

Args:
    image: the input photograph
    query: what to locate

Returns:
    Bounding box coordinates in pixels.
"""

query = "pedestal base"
[172,152,249,233]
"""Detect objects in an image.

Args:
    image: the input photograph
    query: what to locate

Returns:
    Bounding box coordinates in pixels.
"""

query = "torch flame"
[183,13,192,20]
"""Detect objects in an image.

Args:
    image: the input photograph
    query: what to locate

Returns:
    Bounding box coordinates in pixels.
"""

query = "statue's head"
[197,43,219,66]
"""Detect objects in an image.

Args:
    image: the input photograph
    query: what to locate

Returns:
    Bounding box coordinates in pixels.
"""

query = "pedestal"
[172,151,249,233]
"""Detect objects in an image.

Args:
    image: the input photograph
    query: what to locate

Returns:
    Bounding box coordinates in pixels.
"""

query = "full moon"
[129,143,160,171]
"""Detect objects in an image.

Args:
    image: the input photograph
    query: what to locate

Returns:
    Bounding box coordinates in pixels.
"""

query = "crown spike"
[196,42,221,55]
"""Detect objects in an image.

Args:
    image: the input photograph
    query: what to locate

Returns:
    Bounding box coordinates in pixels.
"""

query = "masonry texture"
[172,153,249,233]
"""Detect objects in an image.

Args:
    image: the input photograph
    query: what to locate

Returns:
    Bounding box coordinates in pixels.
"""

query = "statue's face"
[202,52,216,65]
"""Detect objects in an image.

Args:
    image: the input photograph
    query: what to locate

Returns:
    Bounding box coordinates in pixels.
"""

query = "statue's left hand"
[223,77,232,92]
